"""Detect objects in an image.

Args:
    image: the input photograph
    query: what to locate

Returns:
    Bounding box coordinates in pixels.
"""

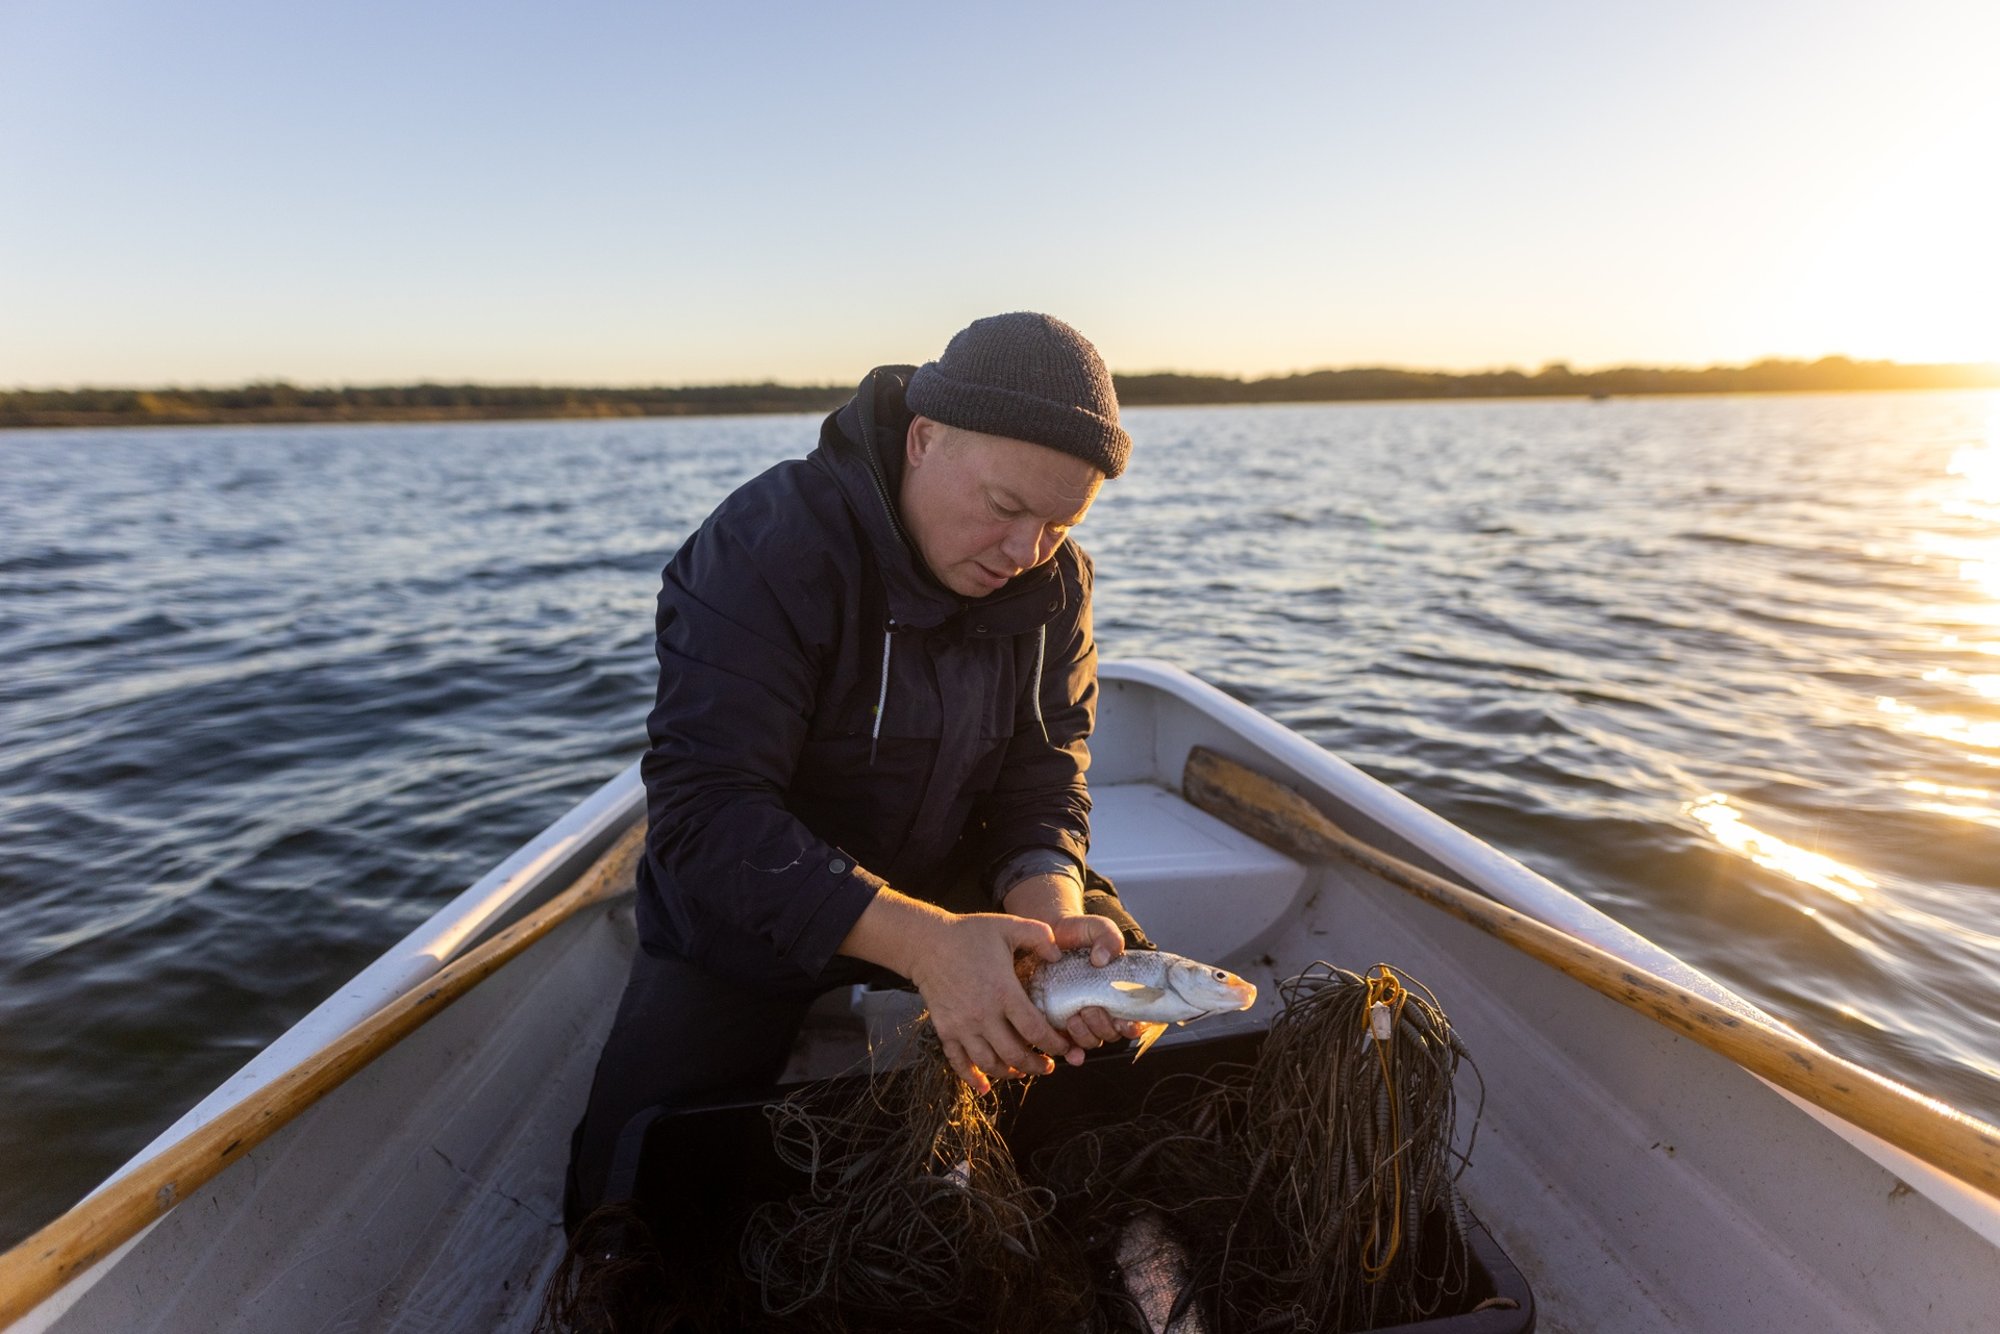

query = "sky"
[2,0,1996,387]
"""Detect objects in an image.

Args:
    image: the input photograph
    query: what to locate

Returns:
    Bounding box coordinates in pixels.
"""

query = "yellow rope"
[1360,966,1409,1282]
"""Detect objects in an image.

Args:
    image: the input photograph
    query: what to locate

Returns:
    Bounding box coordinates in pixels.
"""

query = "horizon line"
[8,352,1999,396]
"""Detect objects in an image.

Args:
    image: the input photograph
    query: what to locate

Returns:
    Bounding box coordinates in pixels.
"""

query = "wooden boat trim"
[1102,658,2000,1246]
[0,824,648,1329]
[1184,744,2000,1197]
[19,761,644,1329]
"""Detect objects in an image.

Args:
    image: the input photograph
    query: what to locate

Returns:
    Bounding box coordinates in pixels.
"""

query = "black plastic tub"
[620,1029,1535,1332]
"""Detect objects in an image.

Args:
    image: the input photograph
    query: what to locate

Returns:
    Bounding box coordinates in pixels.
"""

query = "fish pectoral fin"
[1108,981,1167,1001]
[1129,1022,1169,1060]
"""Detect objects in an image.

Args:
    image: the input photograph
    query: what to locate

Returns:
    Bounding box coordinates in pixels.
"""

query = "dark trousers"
[563,943,882,1229]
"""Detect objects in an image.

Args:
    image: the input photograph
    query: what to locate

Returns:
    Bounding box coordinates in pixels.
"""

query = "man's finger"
[961,1035,1010,1091]
[1003,991,1070,1062]
[1064,1012,1103,1050]
[984,1020,1051,1079]
[1003,915,1062,963]
[1049,914,1125,962]
[943,1037,989,1096]
[1077,1004,1127,1046]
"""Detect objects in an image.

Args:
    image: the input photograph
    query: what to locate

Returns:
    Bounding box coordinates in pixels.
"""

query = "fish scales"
[1116,1210,1209,1334]
[1026,948,1256,1029]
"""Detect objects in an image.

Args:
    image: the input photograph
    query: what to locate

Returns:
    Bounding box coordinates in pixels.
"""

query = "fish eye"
[1213,970,1226,980]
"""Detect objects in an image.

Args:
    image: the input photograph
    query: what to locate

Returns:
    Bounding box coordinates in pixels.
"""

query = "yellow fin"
[1129,1022,1169,1060]
[1109,981,1166,1001]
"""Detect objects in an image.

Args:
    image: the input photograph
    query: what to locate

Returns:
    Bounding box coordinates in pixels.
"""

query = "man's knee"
[565,947,817,1227]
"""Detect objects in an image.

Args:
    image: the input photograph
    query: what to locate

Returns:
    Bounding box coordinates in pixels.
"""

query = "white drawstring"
[1030,623,1048,744]
[870,627,893,765]
[871,621,1045,762]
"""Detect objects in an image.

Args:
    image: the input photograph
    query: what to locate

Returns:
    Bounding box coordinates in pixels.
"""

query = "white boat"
[10,659,2000,1332]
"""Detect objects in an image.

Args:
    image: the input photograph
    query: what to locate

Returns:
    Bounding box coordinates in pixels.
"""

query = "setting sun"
[1773,104,2000,368]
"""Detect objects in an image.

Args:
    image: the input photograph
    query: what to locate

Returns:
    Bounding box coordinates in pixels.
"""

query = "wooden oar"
[1182,745,2000,1198]
[0,818,647,1330]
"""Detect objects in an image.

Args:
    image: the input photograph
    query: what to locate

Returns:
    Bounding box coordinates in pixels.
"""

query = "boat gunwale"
[19,761,644,1330]
[1101,658,2000,1245]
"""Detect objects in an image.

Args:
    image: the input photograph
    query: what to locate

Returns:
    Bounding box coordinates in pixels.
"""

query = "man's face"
[899,417,1104,599]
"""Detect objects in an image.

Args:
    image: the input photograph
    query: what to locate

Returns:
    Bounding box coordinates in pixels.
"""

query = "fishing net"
[1037,962,1484,1332]
[537,1028,1094,1334]
[538,962,1485,1334]
[536,1200,699,1334]
[737,1028,1094,1332]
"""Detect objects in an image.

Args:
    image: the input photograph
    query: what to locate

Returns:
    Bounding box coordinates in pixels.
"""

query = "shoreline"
[8,355,1998,432]
[5,379,1997,431]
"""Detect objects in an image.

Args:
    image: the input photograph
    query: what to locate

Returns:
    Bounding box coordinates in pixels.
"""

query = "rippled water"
[5,390,1999,1247]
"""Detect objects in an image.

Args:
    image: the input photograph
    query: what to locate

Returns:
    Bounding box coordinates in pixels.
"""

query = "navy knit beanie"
[906,312,1131,479]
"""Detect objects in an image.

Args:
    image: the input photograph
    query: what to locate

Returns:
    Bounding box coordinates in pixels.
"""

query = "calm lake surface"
[5,390,2000,1246]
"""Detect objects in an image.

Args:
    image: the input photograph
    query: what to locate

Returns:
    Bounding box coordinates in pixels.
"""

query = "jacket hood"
[818,366,1067,638]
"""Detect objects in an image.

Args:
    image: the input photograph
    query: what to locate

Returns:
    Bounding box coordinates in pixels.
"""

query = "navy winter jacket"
[634,367,1098,987]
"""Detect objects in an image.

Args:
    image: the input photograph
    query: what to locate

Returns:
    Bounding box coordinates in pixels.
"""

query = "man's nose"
[1000,521,1047,571]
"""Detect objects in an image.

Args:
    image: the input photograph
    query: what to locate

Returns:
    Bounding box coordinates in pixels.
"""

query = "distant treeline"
[1114,356,2000,405]
[5,356,1996,429]
[0,381,850,429]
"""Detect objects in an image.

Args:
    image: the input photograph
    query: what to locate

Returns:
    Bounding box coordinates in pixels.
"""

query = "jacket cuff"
[988,847,1084,908]
[773,851,887,980]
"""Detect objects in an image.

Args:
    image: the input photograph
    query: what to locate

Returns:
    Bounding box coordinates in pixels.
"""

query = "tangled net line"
[1244,962,1484,1329]
[1038,962,1484,1332]
[541,963,1483,1334]
[737,1028,1094,1333]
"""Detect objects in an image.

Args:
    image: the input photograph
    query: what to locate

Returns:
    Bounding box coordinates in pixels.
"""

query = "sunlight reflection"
[1940,634,2000,656]
[1934,417,2000,594]
[1685,794,1876,905]
[1913,531,2000,599]
[1961,559,2000,600]
[1909,800,2000,827]
[1875,695,2000,754]
[1898,779,2000,827]
[1919,667,2000,697]
[1901,778,1995,801]
[1948,440,2000,509]
[1835,1002,1886,1032]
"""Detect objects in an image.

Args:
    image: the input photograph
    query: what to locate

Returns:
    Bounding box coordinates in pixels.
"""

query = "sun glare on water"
[1874,696,2000,759]
[1939,405,2000,546]
[1684,794,1877,905]
[1893,401,2000,761]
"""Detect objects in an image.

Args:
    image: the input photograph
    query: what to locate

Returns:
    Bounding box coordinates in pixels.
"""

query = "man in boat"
[567,312,1150,1224]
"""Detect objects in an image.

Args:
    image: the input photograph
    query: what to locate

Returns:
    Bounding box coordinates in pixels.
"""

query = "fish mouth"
[1187,983,1258,1019]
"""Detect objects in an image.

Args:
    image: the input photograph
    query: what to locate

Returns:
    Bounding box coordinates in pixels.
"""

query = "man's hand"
[1004,874,1146,1065]
[838,889,1073,1095]
[906,913,1076,1094]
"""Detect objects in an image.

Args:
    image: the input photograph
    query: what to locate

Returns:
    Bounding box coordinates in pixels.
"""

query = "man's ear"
[906,415,939,469]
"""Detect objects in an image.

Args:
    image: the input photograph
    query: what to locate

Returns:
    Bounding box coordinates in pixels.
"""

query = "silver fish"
[1026,948,1256,1056]
[1115,1209,1208,1334]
